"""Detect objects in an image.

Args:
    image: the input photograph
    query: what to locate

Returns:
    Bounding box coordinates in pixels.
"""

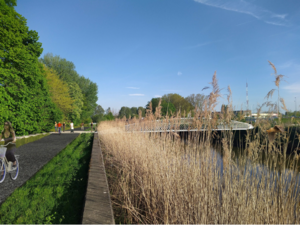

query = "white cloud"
[194,0,289,26]
[178,71,182,76]
[126,87,140,89]
[184,42,211,49]
[129,94,144,96]
[154,95,162,98]
[282,83,300,93]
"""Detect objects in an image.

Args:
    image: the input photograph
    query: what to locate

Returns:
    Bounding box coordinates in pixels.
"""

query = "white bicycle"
[0,142,19,183]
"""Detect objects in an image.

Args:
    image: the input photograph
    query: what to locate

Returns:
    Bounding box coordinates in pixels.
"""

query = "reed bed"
[99,67,300,224]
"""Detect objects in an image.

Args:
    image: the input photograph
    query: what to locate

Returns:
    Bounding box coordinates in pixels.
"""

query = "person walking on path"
[90,121,93,132]
[70,121,74,133]
[63,122,66,132]
[81,122,84,130]
[57,122,62,135]
[0,121,17,175]
[54,122,57,133]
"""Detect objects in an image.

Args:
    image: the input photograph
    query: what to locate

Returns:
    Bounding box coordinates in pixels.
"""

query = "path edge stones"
[82,133,115,224]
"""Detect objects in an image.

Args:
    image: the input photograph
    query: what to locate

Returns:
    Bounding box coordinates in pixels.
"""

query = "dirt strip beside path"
[0,133,79,205]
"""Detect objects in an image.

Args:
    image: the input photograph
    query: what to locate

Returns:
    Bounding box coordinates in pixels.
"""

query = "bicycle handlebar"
[1,142,15,147]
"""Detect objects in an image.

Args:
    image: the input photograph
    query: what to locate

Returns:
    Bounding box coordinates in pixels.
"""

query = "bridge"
[125,118,254,132]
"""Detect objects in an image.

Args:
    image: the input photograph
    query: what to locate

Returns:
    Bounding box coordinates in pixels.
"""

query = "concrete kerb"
[82,133,115,224]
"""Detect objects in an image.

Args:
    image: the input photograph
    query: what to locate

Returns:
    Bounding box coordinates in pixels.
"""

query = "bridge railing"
[125,119,254,132]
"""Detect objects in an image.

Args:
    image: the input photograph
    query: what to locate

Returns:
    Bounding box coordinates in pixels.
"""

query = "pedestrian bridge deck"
[125,119,254,132]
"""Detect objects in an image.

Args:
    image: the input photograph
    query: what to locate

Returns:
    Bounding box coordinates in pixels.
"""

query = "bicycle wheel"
[9,157,19,180]
[0,158,6,183]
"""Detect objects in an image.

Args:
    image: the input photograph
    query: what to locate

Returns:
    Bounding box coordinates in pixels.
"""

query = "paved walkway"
[0,133,79,205]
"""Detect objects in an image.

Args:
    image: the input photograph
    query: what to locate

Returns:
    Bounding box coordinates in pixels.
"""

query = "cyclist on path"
[0,121,17,174]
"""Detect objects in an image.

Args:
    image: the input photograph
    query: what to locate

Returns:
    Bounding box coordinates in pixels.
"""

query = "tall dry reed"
[99,68,300,224]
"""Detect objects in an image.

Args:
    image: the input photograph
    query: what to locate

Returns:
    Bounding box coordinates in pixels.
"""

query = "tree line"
[0,0,99,135]
[114,93,207,120]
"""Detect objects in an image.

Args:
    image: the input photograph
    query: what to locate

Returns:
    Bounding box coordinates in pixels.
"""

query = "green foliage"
[39,53,98,122]
[91,104,104,122]
[162,93,194,115]
[67,82,84,123]
[185,94,206,111]
[0,133,93,224]
[119,106,132,119]
[0,2,60,134]
[41,64,74,116]
[103,112,114,121]
[138,106,146,117]
[285,111,300,117]
[146,98,176,116]
[4,0,16,7]
[161,101,176,116]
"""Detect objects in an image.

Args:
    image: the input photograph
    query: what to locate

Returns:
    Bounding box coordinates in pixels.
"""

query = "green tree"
[138,106,146,117]
[118,106,131,119]
[162,93,193,115]
[131,107,138,117]
[4,0,16,7]
[185,94,206,111]
[68,82,84,123]
[146,98,176,117]
[42,64,74,117]
[91,104,104,122]
[39,53,98,121]
[0,1,60,134]
[161,101,176,116]
[103,112,114,121]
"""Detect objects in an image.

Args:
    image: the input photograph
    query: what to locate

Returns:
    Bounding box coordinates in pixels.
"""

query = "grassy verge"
[0,133,50,147]
[0,133,93,224]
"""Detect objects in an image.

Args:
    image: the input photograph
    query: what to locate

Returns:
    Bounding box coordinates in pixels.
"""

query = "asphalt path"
[0,133,79,205]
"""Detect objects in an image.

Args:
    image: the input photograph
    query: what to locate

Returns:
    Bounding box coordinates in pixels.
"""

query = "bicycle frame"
[0,142,18,173]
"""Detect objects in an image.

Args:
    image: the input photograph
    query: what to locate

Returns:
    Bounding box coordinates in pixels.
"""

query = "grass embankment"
[0,133,93,224]
[0,133,49,147]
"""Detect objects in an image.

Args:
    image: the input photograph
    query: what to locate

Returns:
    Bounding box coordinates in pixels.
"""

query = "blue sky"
[15,0,300,113]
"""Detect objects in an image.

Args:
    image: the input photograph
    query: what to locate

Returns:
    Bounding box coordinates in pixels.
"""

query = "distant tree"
[146,98,176,117]
[185,94,206,111]
[42,64,74,116]
[162,94,193,114]
[68,82,84,123]
[146,98,160,114]
[131,107,138,116]
[103,112,114,121]
[138,107,146,117]
[91,104,104,122]
[105,107,111,114]
[118,107,132,119]
[161,101,176,116]
[39,53,98,121]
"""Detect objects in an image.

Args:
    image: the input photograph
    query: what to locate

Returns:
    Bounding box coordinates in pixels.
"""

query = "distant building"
[251,113,277,118]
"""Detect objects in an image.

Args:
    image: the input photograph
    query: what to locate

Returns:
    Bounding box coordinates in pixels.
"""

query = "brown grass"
[98,64,300,224]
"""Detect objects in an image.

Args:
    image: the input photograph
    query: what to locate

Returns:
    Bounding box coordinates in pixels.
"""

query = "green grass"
[0,133,49,147]
[0,133,93,224]
[274,117,300,125]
